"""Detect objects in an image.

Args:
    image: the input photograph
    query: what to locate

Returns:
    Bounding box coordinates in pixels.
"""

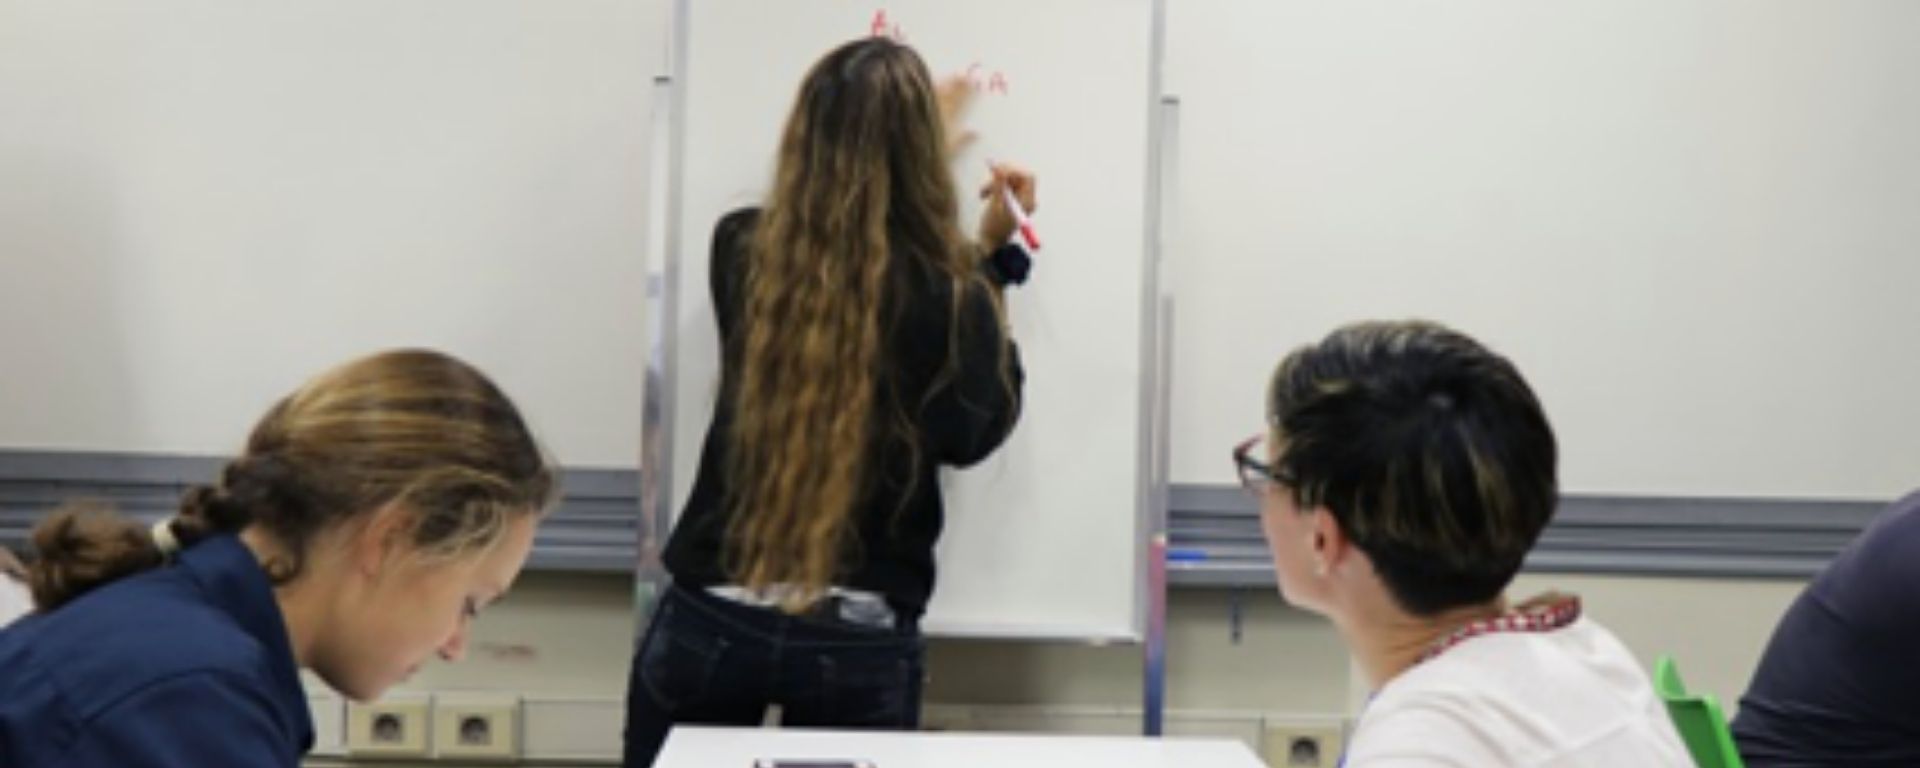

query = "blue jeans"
[622,583,926,768]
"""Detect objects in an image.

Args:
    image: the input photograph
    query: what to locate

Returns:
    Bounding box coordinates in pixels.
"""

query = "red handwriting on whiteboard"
[868,11,1011,95]
[963,62,1011,95]
[870,9,907,42]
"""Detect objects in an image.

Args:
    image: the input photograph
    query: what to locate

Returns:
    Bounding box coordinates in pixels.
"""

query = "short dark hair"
[1266,320,1557,616]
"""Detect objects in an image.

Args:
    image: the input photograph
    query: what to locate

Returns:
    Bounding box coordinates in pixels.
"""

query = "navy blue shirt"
[1733,490,1920,767]
[0,535,314,766]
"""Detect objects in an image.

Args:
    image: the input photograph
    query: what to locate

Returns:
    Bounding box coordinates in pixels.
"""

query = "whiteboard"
[0,1,668,469]
[1165,0,1920,500]
[668,0,1157,639]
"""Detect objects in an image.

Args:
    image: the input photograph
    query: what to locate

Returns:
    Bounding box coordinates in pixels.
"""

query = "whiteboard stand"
[1143,532,1168,737]
[1140,297,1173,737]
[1140,77,1179,736]
[638,28,690,630]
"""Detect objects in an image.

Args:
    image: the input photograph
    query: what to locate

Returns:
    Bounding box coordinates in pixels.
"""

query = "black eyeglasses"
[1233,433,1289,496]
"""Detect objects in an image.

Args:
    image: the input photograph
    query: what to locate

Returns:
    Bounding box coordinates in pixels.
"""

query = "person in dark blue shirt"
[0,349,555,767]
[1733,490,1920,767]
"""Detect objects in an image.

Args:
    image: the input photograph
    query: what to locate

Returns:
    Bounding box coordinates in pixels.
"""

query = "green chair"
[1653,655,1746,768]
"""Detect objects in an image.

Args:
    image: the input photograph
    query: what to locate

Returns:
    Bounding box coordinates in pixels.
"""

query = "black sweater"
[662,209,1025,618]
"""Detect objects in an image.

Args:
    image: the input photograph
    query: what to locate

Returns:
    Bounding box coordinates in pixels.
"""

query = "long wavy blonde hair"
[724,38,982,610]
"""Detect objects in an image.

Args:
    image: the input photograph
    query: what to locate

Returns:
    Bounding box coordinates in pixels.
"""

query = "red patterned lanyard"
[1415,593,1583,665]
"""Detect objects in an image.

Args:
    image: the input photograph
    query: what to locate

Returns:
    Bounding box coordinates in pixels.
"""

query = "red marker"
[1001,185,1040,251]
[986,161,1040,251]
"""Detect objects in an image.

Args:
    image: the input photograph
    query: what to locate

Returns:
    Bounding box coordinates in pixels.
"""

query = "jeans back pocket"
[638,600,731,712]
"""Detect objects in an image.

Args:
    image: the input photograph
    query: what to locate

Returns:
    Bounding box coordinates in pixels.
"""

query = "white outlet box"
[1263,721,1345,768]
[346,693,432,758]
[306,693,346,756]
[434,693,521,760]
[521,695,623,761]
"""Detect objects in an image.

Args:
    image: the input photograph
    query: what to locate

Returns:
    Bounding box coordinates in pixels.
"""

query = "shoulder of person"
[11,573,275,717]
[715,207,762,245]
[1344,698,1496,768]
[0,545,26,580]
[0,571,31,628]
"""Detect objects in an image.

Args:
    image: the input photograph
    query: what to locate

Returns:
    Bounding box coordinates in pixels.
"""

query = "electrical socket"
[346,693,432,758]
[1263,721,1345,768]
[433,693,521,760]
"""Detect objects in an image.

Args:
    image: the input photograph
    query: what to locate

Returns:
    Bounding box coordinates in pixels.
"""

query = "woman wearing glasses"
[1237,320,1689,766]
[622,37,1035,767]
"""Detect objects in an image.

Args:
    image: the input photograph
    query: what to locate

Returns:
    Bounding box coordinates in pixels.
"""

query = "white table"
[654,726,1270,768]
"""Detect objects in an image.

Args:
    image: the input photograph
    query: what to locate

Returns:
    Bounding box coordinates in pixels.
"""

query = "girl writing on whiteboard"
[624,37,1035,766]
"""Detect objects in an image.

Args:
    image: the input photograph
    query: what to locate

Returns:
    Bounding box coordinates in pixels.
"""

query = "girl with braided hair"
[0,349,555,767]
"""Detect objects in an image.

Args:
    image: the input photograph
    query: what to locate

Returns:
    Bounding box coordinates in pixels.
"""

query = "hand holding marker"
[986,159,1041,251]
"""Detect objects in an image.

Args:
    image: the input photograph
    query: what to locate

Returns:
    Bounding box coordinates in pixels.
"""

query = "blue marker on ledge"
[1165,548,1209,563]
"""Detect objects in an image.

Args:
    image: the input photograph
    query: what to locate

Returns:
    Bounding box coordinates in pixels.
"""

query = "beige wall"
[342,568,1805,715]
[929,572,1804,718]
[926,588,1347,715]
[1505,572,1805,712]
[406,571,639,697]
[305,569,1807,767]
